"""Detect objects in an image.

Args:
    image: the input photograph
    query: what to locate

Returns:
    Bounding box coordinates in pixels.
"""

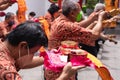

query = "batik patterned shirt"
[0,40,22,80]
[48,14,97,49]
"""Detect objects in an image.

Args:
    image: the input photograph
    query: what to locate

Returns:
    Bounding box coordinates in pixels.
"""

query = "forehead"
[6,14,15,20]
[9,15,15,19]
[75,3,81,10]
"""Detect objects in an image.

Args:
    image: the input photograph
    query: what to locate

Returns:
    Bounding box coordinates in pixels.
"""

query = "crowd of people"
[0,0,120,80]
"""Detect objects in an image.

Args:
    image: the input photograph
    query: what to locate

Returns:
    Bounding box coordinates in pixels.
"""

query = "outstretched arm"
[91,11,107,38]
[0,2,12,10]
[0,0,16,10]
[0,0,9,5]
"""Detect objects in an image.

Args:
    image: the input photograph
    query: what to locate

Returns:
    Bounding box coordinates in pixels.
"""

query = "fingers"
[72,65,86,70]
[111,16,120,21]
[99,11,107,17]
[63,62,72,72]
[63,62,86,72]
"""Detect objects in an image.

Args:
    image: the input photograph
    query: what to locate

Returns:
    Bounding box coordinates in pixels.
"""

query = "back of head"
[6,21,48,48]
[94,3,105,12]
[62,0,77,17]
[48,3,60,16]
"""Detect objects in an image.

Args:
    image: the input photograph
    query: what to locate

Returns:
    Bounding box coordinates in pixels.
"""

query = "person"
[75,3,118,57]
[39,3,60,38]
[0,20,84,80]
[0,12,19,39]
[89,3,119,54]
[38,3,60,52]
[94,3,106,12]
[0,0,8,5]
[48,0,107,51]
[44,3,60,26]
[27,11,39,23]
[28,11,36,20]
[79,3,107,57]
[0,0,16,10]
[0,0,12,5]
[47,0,107,80]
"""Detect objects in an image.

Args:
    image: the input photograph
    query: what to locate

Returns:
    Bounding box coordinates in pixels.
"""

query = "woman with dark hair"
[39,3,60,39]
[0,20,83,80]
[0,21,47,79]
[44,3,60,24]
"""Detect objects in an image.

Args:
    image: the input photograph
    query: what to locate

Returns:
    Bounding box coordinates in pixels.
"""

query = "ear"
[18,41,28,49]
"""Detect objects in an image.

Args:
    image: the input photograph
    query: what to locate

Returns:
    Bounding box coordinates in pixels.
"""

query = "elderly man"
[89,3,120,55]
[78,3,107,57]
[94,3,105,12]
[47,0,107,80]
[48,0,107,50]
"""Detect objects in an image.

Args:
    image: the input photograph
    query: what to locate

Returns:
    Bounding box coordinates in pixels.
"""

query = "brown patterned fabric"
[44,69,75,80]
[0,40,22,80]
[0,22,7,38]
[44,12,53,25]
[48,14,96,49]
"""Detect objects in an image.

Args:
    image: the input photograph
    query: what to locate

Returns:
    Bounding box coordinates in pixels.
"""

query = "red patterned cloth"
[48,14,97,49]
[0,40,22,80]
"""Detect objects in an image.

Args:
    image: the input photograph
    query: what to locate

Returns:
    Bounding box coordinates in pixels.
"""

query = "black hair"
[29,11,36,17]
[48,3,60,16]
[5,12,14,20]
[5,21,48,48]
